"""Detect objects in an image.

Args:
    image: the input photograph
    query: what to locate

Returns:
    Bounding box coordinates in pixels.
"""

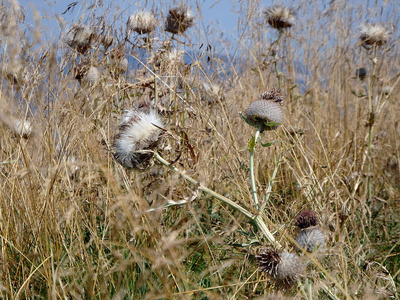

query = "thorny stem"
[153,152,278,245]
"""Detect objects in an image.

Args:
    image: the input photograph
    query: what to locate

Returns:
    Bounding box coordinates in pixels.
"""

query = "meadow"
[0,0,399,298]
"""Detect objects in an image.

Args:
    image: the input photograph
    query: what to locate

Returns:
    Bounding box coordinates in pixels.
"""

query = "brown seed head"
[359,23,390,48]
[295,210,318,229]
[264,6,296,30]
[165,6,194,35]
[256,248,304,289]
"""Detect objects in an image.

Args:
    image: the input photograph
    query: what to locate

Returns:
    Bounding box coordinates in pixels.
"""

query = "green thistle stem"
[153,152,278,244]
[249,125,263,210]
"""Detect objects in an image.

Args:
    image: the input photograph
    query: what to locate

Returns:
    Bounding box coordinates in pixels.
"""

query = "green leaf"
[248,136,256,151]
[259,140,280,147]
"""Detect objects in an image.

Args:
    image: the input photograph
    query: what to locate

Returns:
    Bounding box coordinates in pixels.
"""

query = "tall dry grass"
[0,0,399,298]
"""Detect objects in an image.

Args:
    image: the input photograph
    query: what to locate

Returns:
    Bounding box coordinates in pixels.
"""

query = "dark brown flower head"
[113,110,164,170]
[295,226,326,252]
[165,6,194,35]
[295,210,318,229]
[355,68,367,80]
[256,247,281,276]
[245,89,283,131]
[359,23,390,48]
[260,88,284,105]
[256,248,304,289]
[264,6,296,30]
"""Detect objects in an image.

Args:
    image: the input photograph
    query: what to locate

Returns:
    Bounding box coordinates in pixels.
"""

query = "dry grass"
[0,0,399,299]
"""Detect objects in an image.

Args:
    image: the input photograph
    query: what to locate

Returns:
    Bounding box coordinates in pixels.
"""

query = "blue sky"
[18,0,242,40]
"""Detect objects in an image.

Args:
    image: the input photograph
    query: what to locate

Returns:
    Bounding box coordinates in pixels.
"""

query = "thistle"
[359,23,390,48]
[295,226,326,252]
[264,6,296,30]
[355,67,367,81]
[164,6,194,35]
[113,110,164,170]
[74,64,100,86]
[0,112,32,138]
[245,89,283,132]
[64,25,96,53]
[294,210,326,252]
[294,210,318,229]
[256,247,304,289]
[127,11,157,35]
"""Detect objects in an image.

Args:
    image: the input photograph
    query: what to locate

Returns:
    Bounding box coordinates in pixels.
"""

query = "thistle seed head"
[256,248,304,289]
[11,118,32,138]
[113,110,164,170]
[295,226,326,252]
[295,210,318,229]
[245,89,283,131]
[127,11,157,34]
[355,68,367,80]
[65,25,96,53]
[165,6,194,35]
[359,23,390,48]
[74,64,100,86]
[264,6,296,30]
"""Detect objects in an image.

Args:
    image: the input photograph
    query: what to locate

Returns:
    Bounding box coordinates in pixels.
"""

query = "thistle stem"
[273,30,283,89]
[153,152,278,244]
[249,125,263,210]
[366,51,377,200]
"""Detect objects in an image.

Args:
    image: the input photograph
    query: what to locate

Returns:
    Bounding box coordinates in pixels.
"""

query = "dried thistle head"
[295,210,318,229]
[359,23,390,48]
[127,11,157,35]
[0,112,32,139]
[74,64,100,86]
[245,89,283,131]
[64,25,96,53]
[355,67,368,80]
[165,6,194,35]
[113,110,164,170]
[295,226,326,252]
[264,6,296,30]
[256,248,304,289]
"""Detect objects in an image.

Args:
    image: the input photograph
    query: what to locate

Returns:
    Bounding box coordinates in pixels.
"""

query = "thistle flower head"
[113,110,164,170]
[0,112,32,138]
[12,118,32,138]
[295,227,326,252]
[127,11,157,34]
[74,64,100,86]
[359,23,390,48]
[165,6,194,35]
[65,25,95,53]
[256,248,304,289]
[355,67,368,80]
[264,6,296,30]
[295,210,318,229]
[245,89,283,131]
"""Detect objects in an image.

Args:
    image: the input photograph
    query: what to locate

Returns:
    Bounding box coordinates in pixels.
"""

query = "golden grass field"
[0,0,399,298]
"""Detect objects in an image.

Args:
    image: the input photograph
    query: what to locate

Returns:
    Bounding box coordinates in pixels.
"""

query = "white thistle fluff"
[12,118,32,137]
[359,23,390,47]
[264,5,296,30]
[113,110,163,169]
[127,11,157,34]
[85,66,100,85]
